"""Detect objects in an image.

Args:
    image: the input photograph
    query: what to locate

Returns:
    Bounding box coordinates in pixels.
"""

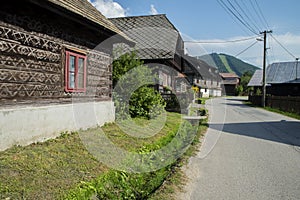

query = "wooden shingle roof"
[31,0,128,39]
[183,55,221,82]
[109,14,182,60]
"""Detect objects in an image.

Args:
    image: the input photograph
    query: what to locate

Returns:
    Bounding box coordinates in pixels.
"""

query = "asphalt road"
[179,97,300,200]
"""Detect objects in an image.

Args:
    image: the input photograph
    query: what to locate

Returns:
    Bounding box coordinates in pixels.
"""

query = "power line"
[217,0,259,35]
[235,41,258,57]
[184,36,257,44]
[233,0,262,32]
[254,0,270,29]
[226,0,260,34]
[249,0,268,30]
[270,33,297,59]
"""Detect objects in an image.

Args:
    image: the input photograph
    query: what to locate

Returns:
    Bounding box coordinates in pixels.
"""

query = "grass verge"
[148,118,208,200]
[0,112,207,199]
[244,101,300,120]
[264,107,300,120]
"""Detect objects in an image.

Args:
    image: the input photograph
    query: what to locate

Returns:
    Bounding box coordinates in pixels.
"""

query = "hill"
[197,53,259,76]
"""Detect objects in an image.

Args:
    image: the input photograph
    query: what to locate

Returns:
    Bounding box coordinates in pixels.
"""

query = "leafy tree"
[112,51,144,88]
[236,71,253,95]
[112,52,165,119]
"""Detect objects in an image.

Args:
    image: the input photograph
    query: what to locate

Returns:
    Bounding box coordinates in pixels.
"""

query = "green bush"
[129,86,166,119]
[112,52,165,119]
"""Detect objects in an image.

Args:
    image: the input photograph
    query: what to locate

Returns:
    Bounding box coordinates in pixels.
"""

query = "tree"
[237,71,253,95]
[112,52,165,119]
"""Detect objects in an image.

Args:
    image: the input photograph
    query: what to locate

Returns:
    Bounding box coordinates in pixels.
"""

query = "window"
[65,50,87,92]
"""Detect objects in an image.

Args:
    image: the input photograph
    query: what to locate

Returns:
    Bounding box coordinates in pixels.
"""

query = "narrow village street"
[179,97,300,200]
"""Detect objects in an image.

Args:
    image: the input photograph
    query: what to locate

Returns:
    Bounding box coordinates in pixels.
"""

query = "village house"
[0,0,131,150]
[109,14,187,93]
[220,73,240,96]
[248,61,300,96]
[182,55,222,98]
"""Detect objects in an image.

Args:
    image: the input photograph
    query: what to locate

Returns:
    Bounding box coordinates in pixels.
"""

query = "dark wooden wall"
[0,1,112,106]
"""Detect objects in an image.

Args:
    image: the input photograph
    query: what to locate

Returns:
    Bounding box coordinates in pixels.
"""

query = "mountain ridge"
[197,53,259,76]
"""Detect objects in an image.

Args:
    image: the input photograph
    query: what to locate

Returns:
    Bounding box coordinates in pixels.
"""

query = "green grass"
[219,54,234,73]
[264,107,300,120]
[0,112,206,199]
[149,118,208,200]
[0,132,108,200]
[244,101,300,120]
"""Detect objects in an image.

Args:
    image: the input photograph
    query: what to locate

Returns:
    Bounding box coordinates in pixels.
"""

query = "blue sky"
[90,0,300,67]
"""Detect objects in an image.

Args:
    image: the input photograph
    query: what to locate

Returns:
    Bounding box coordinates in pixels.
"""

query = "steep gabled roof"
[183,55,221,81]
[248,61,300,86]
[267,61,300,83]
[30,0,129,40]
[109,14,182,59]
[248,70,263,86]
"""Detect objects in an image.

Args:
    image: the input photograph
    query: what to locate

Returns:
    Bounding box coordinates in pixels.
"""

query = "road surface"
[178,97,300,200]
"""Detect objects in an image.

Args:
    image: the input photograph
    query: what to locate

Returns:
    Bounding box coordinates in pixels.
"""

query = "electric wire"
[226,0,260,34]
[254,0,270,29]
[235,41,258,57]
[233,0,262,32]
[270,33,297,59]
[249,0,268,31]
[184,36,257,43]
[217,0,259,35]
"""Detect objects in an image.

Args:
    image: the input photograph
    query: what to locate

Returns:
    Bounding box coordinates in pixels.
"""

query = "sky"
[89,0,300,68]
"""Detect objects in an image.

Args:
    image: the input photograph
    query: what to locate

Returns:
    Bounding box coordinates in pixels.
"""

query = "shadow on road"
[209,121,300,147]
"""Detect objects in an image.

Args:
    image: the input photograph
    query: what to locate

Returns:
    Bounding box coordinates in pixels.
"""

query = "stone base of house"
[0,101,115,151]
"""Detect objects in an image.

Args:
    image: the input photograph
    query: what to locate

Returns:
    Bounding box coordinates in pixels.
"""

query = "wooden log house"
[0,0,131,150]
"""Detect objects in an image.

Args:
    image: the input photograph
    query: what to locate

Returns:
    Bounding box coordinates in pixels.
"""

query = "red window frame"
[65,50,87,92]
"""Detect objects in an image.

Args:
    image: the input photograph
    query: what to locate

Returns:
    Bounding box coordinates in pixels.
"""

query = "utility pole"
[260,30,272,107]
[296,58,299,80]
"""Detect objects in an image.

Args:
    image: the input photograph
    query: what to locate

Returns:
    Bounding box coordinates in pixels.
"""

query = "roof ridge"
[109,14,167,19]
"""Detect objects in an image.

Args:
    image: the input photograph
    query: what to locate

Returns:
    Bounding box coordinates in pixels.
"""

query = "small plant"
[255,88,262,96]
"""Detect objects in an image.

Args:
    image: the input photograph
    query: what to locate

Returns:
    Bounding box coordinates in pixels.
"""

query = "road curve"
[178,97,300,200]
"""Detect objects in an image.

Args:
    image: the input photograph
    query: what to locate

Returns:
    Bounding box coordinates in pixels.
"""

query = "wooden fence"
[248,95,300,115]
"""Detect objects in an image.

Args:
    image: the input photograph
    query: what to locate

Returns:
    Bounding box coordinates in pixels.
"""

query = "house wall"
[0,2,112,104]
[0,1,115,150]
[200,88,210,98]
[0,101,115,151]
[268,84,300,96]
[223,85,237,96]
[209,89,222,97]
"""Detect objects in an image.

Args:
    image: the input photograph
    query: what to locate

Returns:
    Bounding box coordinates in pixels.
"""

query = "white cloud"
[89,0,127,18]
[183,33,300,67]
[149,5,158,15]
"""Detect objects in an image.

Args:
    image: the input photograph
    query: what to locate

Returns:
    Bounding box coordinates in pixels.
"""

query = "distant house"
[182,55,222,98]
[247,70,265,95]
[220,73,240,96]
[248,61,300,96]
[109,14,186,93]
[0,0,130,150]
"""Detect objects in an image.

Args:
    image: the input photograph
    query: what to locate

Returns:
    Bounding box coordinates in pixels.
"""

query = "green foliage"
[255,88,262,95]
[66,114,199,200]
[112,52,166,119]
[129,86,166,119]
[235,71,253,96]
[112,51,144,88]
[235,85,244,96]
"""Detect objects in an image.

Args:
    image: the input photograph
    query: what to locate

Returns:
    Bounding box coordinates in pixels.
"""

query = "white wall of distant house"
[0,101,115,151]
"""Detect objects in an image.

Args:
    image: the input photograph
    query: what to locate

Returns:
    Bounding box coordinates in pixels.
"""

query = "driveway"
[178,97,300,200]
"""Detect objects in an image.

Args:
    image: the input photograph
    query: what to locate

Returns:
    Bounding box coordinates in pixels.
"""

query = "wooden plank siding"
[0,1,113,106]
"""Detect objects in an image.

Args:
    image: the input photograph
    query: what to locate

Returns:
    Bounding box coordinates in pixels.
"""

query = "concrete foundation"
[0,101,115,151]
